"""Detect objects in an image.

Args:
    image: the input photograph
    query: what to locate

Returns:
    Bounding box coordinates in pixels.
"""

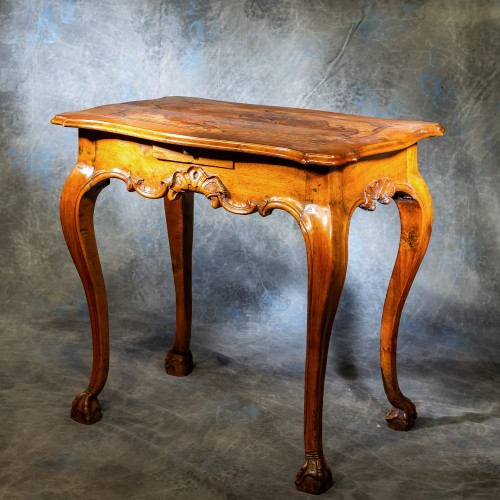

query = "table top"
[51,96,444,167]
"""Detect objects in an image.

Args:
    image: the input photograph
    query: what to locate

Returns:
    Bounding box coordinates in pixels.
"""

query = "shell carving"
[164,165,261,214]
[360,177,396,211]
[165,166,230,208]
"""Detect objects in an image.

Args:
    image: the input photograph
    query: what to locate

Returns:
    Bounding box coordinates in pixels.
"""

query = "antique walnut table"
[52,97,443,495]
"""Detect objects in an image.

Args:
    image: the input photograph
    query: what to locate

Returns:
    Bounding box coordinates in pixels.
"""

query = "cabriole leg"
[381,174,433,431]
[295,205,349,495]
[60,164,110,425]
[164,192,195,376]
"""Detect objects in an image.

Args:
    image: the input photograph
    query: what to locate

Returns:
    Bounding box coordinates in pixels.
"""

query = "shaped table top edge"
[51,96,444,167]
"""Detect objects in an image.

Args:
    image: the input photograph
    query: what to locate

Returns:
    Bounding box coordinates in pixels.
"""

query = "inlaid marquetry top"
[51,96,444,167]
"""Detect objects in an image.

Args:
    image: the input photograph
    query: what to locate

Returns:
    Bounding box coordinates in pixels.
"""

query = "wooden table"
[52,97,443,495]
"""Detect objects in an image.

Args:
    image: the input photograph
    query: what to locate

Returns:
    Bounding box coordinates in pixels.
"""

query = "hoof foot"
[165,350,194,377]
[295,452,333,495]
[71,389,102,425]
[385,403,417,431]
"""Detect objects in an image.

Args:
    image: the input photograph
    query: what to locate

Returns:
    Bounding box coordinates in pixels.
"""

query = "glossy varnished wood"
[164,192,195,376]
[380,147,433,431]
[54,97,442,495]
[60,164,110,424]
[51,96,443,166]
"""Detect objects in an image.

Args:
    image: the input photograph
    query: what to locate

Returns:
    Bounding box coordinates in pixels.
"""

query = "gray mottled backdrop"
[1,1,499,499]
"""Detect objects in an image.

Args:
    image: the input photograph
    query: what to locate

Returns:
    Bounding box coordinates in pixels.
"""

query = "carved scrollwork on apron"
[80,163,303,221]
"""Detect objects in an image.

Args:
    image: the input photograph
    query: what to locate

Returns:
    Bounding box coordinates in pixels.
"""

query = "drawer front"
[152,144,234,169]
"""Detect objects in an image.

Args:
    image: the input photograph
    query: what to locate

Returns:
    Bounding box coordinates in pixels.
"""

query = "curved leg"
[381,174,433,431]
[60,164,110,425]
[295,205,349,495]
[164,192,194,376]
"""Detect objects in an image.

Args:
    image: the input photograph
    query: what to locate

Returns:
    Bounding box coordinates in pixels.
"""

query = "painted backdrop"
[0,0,498,496]
[2,0,498,361]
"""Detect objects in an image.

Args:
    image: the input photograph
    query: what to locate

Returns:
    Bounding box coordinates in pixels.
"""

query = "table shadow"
[416,408,500,430]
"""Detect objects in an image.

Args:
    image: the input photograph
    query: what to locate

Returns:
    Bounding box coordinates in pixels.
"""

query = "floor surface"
[0,308,499,499]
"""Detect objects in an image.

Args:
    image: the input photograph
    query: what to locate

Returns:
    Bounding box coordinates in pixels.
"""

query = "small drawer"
[152,144,234,169]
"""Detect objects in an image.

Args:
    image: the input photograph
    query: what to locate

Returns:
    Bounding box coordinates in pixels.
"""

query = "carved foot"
[165,350,194,377]
[295,452,333,495]
[70,388,102,425]
[385,402,417,431]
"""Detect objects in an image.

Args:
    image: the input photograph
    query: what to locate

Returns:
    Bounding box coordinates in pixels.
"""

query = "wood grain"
[51,96,444,166]
[164,192,195,377]
[59,163,110,425]
[54,98,442,495]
